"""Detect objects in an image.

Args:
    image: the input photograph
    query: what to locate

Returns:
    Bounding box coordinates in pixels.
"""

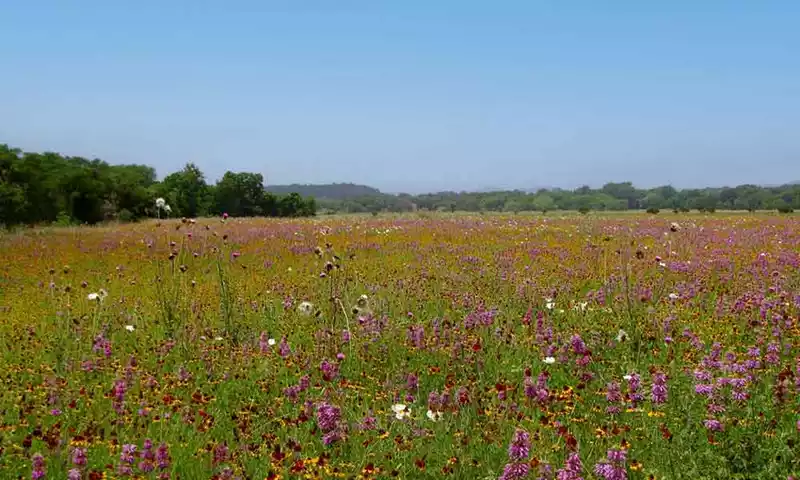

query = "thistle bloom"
[298,301,314,316]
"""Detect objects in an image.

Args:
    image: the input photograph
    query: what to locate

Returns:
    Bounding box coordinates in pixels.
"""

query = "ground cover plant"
[1,214,799,479]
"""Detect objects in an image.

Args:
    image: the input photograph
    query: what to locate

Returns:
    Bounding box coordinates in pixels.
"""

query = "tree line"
[0,144,316,227]
[313,182,800,214]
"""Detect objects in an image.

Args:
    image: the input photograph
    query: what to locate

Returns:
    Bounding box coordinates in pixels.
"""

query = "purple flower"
[407,325,425,348]
[118,443,137,476]
[278,337,291,357]
[731,389,749,402]
[694,384,715,397]
[156,443,171,471]
[322,430,342,446]
[315,402,341,433]
[606,382,622,403]
[120,444,137,464]
[68,468,82,480]
[213,442,228,466]
[31,453,46,480]
[407,373,419,390]
[556,452,584,480]
[298,375,310,391]
[72,447,87,467]
[508,428,531,461]
[593,449,627,480]
[703,419,723,432]
[499,462,530,480]
[138,439,155,473]
[570,335,587,355]
[320,359,339,381]
[651,372,668,404]
[359,415,377,431]
[427,391,441,410]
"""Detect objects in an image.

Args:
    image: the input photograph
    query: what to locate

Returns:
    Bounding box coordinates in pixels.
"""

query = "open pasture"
[1,214,799,479]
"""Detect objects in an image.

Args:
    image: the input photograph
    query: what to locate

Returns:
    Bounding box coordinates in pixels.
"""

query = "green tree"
[158,163,211,218]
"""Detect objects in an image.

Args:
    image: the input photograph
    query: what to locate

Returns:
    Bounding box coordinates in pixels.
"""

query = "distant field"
[1,214,799,479]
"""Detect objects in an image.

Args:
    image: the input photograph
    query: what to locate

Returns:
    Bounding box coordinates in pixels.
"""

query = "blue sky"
[1,1,798,193]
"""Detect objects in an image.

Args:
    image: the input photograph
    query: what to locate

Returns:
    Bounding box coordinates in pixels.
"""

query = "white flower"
[623,374,633,381]
[426,409,443,422]
[164,204,172,214]
[668,293,679,300]
[616,329,629,342]
[125,325,135,332]
[268,338,276,346]
[573,302,588,312]
[391,403,410,420]
[659,262,667,268]
[214,336,223,341]
[543,356,556,364]
[87,292,99,301]
[356,294,370,308]
[98,288,108,300]
[155,197,166,209]
[297,301,314,316]
[544,298,555,310]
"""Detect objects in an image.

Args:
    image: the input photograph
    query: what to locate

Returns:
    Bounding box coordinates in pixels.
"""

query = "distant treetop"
[265,183,382,200]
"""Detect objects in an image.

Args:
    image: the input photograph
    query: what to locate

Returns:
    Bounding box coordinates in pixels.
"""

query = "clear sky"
[1,1,798,193]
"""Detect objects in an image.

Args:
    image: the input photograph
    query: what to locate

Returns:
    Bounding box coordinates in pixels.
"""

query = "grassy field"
[1,214,799,479]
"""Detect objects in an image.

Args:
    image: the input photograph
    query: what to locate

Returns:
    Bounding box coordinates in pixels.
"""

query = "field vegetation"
[1,213,799,479]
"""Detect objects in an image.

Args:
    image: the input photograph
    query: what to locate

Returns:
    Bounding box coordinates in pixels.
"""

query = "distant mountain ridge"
[266,183,382,199]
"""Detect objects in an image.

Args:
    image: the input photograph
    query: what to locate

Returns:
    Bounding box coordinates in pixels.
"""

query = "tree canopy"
[310,183,800,214]
[0,144,316,227]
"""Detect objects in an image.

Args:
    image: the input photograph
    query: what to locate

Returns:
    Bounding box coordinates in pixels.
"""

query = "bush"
[118,209,135,223]
[577,207,590,215]
[777,206,794,214]
[646,207,660,214]
[54,211,74,227]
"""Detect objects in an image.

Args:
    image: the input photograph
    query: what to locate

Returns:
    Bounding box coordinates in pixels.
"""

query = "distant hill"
[265,183,383,199]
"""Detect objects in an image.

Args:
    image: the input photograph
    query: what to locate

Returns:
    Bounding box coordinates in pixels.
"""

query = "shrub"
[577,207,590,215]
[54,211,74,227]
[118,209,135,223]
[646,207,660,214]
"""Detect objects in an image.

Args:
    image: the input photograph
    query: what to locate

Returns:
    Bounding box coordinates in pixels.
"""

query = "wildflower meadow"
[1,213,799,479]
